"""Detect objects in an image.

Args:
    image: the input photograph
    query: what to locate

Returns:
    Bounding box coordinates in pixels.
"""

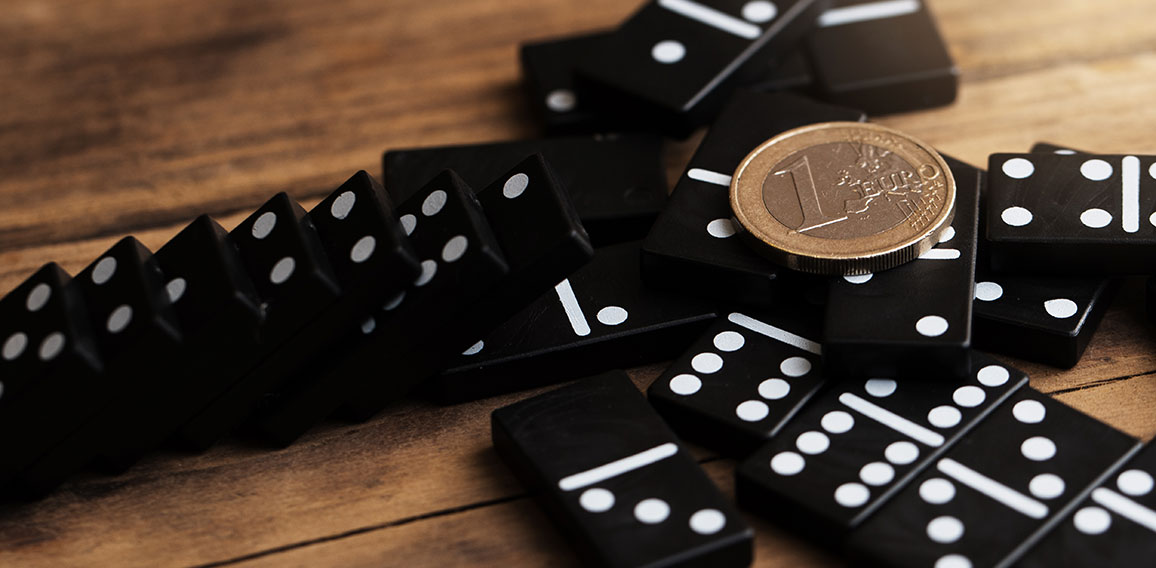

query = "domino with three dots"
[492,371,753,567]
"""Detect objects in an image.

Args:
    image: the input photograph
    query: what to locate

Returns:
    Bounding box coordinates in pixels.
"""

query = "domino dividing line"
[688,168,733,187]
[1092,487,1156,533]
[919,249,961,260]
[555,279,591,337]
[1122,156,1140,233]
[818,0,920,28]
[938,458,1049,519]
[839,392,945,447]
[558,443,679,491]
[658,0,762,40]
[728,312,822,354]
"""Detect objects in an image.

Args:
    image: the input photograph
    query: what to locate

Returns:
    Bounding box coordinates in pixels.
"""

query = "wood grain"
[1,0,1156,566]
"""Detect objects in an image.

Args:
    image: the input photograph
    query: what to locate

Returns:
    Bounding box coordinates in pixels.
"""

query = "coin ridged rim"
[729,122,956,275]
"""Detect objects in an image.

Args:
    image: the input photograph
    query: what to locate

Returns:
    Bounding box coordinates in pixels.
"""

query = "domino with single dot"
[520,30,619,135]
[972,144,1119,368]
[341,154,594,420]
[846,388,1140,568]
[250,169,508,441]
[16,238,186,494]
[823,155,979,381]
[492,371,753,567]
[735,355,1027,543]
[382,135,666,246]
[0,264,103,487]
[425,240,717,403]
[1018,442,1156,566]
[987,152,1156,274]
[177,193,344,449]
[576,0,830,137]
[805,0,957,115]
[641,90,864,307]
[648,311,825,457]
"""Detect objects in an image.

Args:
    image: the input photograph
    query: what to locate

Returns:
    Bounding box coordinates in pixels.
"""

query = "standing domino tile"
[427,241,717,403]
[243,172,421,445]
[1018,442,1156,566]
[0,264,103,487]
[576,0,831,136]
[177,193,343,450]
[256,170,508,439]
[823,155,979,381]
[735,355,1028,542]
[17,238,185,494]
[342,155,593,419]
[846,388,1140,568]
[648,311,825,457]
[805,0,957,114]
[492,371,753,567]
[972,143,1119,368]
[986,152,1156,274]
[382,135,666,246]
[641,90,864,307]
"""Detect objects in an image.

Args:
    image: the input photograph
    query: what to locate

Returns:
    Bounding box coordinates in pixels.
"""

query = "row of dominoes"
[521,0,958,136]
[0,154,596,496]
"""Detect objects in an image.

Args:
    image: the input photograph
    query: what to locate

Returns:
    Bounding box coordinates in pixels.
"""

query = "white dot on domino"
[1081,159,1113,181]
[545,89,577,113]
[1080,208,1112,229]
[977,365,1010,387]
[669,374,702,396]
[920,478,955,505]
[706,218,736,238]
[953,386,985,408]
[758,378,790,400]
[1001,206,1033,227]
[1074,506,1112,535]
[166,278,188,303]
[400,214,417,236]
[736,400,769,422]
[844,274,873,284]
[820,410,854,434]
[1029,473,1065,500]
[796,431,829,455]
[691,352,723,374]
[689,509,726,535]
[414,260,437,287]
[1013,399,1046,424]
[361,318,376,335]
[974,281,1003,301]
[251,212,277,240]
[2,333,27,361]
[927,516,964,544]
[916,315,949,337]
[504,174,530,199]
[652,40,685,64]
[935,554,973,568]
[634,498,670,524]
[1118,469,1155,496]
[580,488,615,513]
[442,235,469,263]
[351,236,376,263]
[39,332,65,361]
[780,356,811,377]
[92,256,118,284]
[860,462,894,486]
[865,378,897,398]
[927,405,962,429]
[331,191,356,219]
[462,340,484,356]
[107,305,133,334]
[1002,158,1035,179]
[939,226,956,243]
[713,331,744,352]
[1021,436,1057,461]
[596,306,628,326]
[270,257,296,284]
[383,291,405,311]
[886,441,919,465]
[422,190,447,216]
[741,1,777,22]
[26,283,51,312]
[834,483,870,508]
[1044,298,1078,319]
[770,451,805,476]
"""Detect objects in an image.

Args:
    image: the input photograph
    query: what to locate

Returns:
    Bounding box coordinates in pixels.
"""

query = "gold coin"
[729,122,955,275]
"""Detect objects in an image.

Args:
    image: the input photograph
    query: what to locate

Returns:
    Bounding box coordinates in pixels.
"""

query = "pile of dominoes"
[1,0,1153,566]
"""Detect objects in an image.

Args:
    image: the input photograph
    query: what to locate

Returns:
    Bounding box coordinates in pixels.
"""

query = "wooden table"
[2,0,1156,565]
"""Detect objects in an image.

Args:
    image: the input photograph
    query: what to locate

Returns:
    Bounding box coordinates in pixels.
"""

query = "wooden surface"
[2,0,1156,565]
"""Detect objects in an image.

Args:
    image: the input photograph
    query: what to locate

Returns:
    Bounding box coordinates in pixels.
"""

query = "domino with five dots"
[641,90,864,307]
[492,371,753,567]
[576,0,831,136]
[648,311,825,457]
